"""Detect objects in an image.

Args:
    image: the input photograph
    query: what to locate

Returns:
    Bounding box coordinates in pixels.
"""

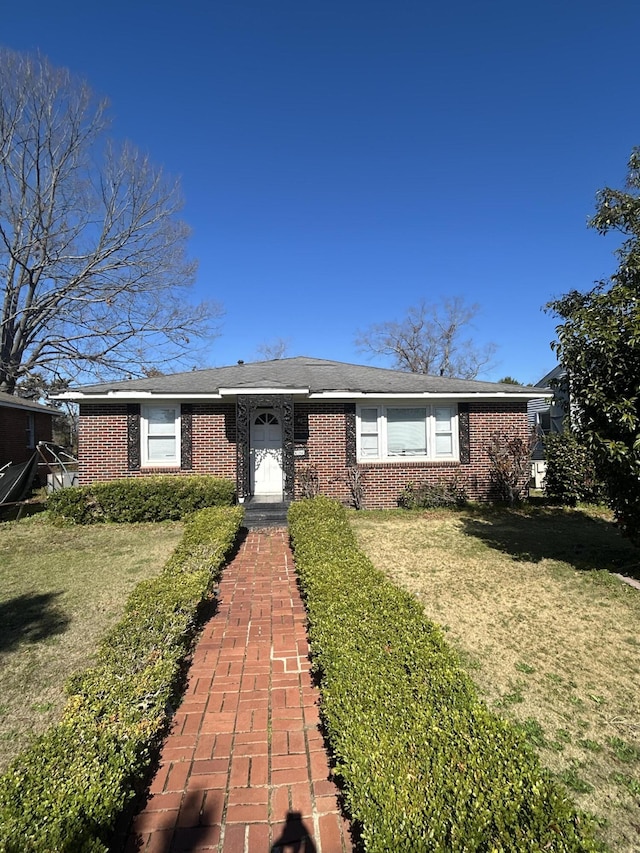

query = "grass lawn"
[351,505,640,853]
[0,514,183,773]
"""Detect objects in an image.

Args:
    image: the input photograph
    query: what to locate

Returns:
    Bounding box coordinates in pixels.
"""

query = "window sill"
[140,462,181,470]
[357,458,460,467]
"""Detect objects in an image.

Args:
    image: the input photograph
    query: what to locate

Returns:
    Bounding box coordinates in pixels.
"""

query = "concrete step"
[242,500,290,529]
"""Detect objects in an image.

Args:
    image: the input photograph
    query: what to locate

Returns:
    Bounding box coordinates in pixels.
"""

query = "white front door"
[251,411,283,497]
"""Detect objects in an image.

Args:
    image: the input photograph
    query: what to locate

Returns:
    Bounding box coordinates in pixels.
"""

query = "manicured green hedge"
[47,475,236,523]
[0,505,244,852]
[288,497,600,852]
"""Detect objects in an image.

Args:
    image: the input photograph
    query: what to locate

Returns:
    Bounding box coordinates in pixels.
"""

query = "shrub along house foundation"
[55,357,546,508]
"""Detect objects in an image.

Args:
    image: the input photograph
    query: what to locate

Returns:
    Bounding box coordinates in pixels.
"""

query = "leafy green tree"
[543,430,604,506]
[548,148,640,540]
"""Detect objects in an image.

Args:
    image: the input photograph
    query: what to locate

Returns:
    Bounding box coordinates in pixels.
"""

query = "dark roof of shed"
[64,357,538,397]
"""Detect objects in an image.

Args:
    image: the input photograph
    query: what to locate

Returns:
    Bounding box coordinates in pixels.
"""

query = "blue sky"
[4,0,640,384]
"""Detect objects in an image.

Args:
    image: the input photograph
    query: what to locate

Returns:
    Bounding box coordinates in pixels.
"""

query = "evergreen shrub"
[0,505,243,852]
[543,432,605,506]
[47,475,236,524]
[288,497,599,852]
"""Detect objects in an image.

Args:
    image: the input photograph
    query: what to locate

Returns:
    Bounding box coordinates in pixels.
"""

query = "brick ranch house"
[55,357,548,509]
[0,391,57,468]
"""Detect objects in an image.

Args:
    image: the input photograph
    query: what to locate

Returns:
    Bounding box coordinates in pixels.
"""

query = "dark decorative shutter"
[127,404,141,471]
[458,403,470,464]
[181,404,193,469]
[345,403,357,466]
[282,396,295,501]
[236,396,250,500]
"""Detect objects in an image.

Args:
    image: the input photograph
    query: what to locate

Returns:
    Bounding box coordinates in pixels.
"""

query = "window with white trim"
[141,404,181,466]
[356,404,458,461]
[434,406,454,457]
[387,407,427,456]
[359,407,380,458]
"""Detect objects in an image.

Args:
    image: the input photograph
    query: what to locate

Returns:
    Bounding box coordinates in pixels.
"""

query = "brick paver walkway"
[127,528,353,853]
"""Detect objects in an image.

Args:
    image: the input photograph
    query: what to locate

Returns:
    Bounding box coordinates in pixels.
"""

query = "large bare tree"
[255,337,291,360]
[0,49,220,393]
[355,296,497,379]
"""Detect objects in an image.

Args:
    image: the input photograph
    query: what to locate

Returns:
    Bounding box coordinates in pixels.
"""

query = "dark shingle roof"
[534,364,566,389]
[61,357,539,398]
[0,391,58,414]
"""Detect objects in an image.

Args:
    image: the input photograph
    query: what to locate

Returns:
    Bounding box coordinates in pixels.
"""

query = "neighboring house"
[527,364,568,489]
[55,357,548,509]
[0,392,57,468]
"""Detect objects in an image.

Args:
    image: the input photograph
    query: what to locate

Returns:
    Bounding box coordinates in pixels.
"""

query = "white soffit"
[309,390,553,400]
[217,387,311,396]
[54,387,550,402]
[52,391,223,401]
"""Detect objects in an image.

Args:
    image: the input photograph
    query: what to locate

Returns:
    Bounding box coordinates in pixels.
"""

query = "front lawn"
[0,515,183,773]
[351,506,640,853]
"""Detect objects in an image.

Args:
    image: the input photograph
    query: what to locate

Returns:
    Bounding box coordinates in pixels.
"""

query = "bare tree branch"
[0,48,221,393]
[255,338,291,360]
[355,296,498,379]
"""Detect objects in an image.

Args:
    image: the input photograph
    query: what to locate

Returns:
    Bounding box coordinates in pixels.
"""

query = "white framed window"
[359,407,380,458]
[434,407,454,457]
[141,404,181,466]
[356,404,458,462]
[387,407,428,456]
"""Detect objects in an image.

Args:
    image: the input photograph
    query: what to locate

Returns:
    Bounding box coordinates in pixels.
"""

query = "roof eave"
[52,391,224,401]
[218,387,311,396]
[54,388,552,402]
[309,390,553,400]
[0,399,59,414]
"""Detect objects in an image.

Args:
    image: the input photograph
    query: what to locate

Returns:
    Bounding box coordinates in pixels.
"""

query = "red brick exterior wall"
[293,402,352,504]
[78,405,127,482]
[292,401,530,508]
[190,404,236,479]
[77,403,236,484]
[78,399,530,507]
[0,406,53,466]
[464,402,531,501]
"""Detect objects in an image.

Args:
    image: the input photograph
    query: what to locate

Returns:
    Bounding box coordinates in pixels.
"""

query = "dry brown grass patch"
[351,506,640,853]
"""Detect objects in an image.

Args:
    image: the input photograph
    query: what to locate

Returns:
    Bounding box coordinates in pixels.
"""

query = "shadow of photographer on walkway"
[271,810,317,853]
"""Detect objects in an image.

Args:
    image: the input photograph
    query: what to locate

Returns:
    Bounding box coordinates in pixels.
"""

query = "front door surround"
[236,395,295,501]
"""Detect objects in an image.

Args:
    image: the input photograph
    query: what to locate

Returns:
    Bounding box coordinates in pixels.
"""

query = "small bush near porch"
[351,505,640,853]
